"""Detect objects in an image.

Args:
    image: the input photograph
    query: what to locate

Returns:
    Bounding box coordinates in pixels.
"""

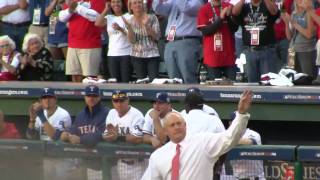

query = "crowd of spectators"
[1,0,320,84]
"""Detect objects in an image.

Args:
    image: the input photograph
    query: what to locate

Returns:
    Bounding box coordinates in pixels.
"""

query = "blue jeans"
[0,23,29,52]
[164,38,201,84]
[243,47,277,82]
[207,66,236,80]
[274,39,289,73]
[108,56,132,82]
[131,56,160,81]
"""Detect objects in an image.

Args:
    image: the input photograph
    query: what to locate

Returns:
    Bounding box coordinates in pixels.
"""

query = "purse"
[287,46,295,69]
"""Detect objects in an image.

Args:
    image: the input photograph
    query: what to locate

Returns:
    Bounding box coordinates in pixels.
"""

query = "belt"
[31,23,49,27]
[167,36,200,42]
[0,21,30,27]
[239,177,259,180]
[245,45,275,51]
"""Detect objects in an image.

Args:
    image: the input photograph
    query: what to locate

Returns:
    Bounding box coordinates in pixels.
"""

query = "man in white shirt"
[27,87,71,141]
[26,88,83,180]
[143,92,176,148]
[180,87,220,118]
[103,90,146,180]
[144,90,253,180]
[0,0,30,51]
[182,89,225,135]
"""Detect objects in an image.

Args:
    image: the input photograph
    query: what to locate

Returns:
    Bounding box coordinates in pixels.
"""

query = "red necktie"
[171,144,181,180]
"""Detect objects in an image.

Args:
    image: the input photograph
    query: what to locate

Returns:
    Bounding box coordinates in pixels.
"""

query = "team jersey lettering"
[79,125,96,134]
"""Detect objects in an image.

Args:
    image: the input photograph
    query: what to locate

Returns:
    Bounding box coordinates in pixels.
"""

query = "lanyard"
[249,2,261,14]
[209,0,222,18]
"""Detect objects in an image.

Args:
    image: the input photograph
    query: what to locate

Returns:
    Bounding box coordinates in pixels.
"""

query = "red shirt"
[316,8,320,39]
[274,19,286,41]
[0,122,21,139]
[197,2,235,67]
[64,0,105,48]
[273,0,294,41]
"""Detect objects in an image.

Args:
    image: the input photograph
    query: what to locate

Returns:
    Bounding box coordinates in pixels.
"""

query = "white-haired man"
[143,90,253,180]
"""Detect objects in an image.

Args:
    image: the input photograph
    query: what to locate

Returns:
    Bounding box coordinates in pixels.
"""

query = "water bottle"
[199,65,207,84]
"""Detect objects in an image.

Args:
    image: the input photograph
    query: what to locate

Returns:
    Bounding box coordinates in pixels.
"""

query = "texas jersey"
[35,106,72,141]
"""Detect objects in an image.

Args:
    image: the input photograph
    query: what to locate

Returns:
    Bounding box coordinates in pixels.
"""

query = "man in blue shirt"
[60,84,109,147]
[28,0,50,47]
[152,0,204,84]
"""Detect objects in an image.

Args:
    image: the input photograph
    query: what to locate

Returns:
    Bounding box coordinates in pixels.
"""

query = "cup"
[236,72,244,82]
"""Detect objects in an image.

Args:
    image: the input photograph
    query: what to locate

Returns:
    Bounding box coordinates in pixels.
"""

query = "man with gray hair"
[143,90,253,180]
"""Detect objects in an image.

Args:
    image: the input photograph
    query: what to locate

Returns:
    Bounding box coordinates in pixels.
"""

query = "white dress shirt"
[146,112,250,180]
[0,0,30,23]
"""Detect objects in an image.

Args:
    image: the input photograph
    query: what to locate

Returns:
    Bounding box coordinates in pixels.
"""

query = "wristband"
[36,110,47,123]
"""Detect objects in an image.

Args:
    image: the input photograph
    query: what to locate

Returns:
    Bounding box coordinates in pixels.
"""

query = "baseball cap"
[85,85,100,96]
[186,87,204,97]
[153,92,170,103]
[184,91,204,106]
[112,90,128,100]
[40,88,55,98]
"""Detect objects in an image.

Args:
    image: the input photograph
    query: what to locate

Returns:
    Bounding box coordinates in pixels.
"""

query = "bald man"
[143,90,253,180]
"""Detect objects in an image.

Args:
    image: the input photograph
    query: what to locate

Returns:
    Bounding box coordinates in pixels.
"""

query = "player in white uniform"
[26,88,82,180]
[182,90,225,135]
[180,87,220,118]
[103,90,146,180]
[221,112,265,180]
[27,87,71,141]
[143,92,177,148]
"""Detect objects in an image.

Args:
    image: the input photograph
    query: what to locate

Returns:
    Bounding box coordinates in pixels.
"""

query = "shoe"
[312,76,320,85]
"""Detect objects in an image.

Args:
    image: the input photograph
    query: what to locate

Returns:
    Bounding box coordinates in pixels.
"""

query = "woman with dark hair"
[95,0,132,83]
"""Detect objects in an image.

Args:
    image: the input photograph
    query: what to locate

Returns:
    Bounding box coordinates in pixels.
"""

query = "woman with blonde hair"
[123,0,161,81]
[0,35,21,80]
[17,33,53,81]
[283,0,317,81]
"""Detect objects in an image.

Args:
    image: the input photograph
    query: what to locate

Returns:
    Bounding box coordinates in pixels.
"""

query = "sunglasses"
[0,44,10,48]
[112,99,126,103]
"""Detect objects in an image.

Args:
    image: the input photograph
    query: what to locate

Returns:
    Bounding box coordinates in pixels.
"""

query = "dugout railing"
[0,139,316,180]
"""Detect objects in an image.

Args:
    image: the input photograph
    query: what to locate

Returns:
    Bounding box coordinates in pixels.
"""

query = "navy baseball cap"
[153,92,170,103]
[40,88,55,98]
[112,90,128,100]
[184,91,204,106]
[186,87,204,96]
[85,85,100,96]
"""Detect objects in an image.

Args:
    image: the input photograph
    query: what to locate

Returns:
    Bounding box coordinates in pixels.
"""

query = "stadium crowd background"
[1,0,320,180]
[1,0,320,84]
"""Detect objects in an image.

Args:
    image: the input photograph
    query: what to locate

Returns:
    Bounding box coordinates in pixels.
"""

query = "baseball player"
[182,90,225,135]
[143,92,177,148]
[60,85,109,180]
[26,88,82,180]
[180,87,220,118]
[27,87,71,141]
[103,90,146,180]
[221,112,265,180]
